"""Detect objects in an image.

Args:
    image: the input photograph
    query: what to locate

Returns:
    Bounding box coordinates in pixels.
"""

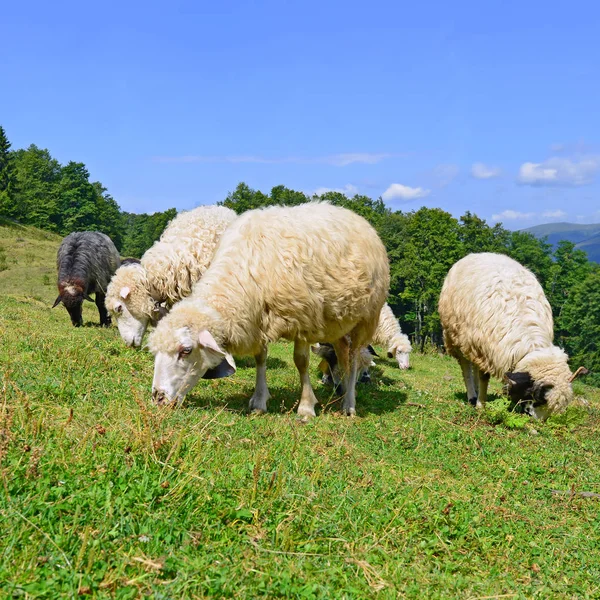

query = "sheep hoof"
[297,406,316,419]
[249,408,267,416]
[468,396,478,406]
[342,407,356,417]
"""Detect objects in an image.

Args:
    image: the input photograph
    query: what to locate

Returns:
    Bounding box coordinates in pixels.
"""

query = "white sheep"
[311,303,411,389]
[373,303,412,369]
[438,252,577,420]
[311,341,377,389]
[105,205,237,347]
[148,202,390,417]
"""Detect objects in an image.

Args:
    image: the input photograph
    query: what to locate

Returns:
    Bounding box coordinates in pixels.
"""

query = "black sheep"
[53,231,120,327]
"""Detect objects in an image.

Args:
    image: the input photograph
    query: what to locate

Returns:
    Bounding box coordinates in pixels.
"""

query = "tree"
[459,211,509,254]
[221,182,270,214]
[10,145,62,229]
[392,208,463,349]
[561,267,600,379]
[507,230,554,288]
[0,126,14,216]
[547,240,592,341]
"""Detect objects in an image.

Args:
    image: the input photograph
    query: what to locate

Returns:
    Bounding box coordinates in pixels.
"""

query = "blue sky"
[3,0,599,227]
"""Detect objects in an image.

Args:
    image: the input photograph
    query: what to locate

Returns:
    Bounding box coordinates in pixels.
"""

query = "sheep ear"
[120,287,131,300]
[52,295,62,308]
[202,354,236,379]
[367,345,379,357]
[310,344,321,355]
[198,330,225,356]
[505,372,533,388]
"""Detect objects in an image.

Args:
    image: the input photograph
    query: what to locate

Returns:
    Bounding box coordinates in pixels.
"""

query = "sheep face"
[505,371,571,420]
[390,348,410,370]
[107,285,165,348]
[53,284,92,327]
[152,329,236,405]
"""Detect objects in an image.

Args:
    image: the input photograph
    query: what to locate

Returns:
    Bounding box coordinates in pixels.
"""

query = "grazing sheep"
[438,252,577,420]
[54,231,120,327]
[149,202,390,417]
[311,304,411,389]
[374,303,412,369]
[311,342,377,390]
[105,205,237,347]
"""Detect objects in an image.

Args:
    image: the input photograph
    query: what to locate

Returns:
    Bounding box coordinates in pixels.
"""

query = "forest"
[1,125,598,384]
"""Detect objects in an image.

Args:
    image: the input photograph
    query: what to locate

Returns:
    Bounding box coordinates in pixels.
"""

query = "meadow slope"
[1,224,600,599]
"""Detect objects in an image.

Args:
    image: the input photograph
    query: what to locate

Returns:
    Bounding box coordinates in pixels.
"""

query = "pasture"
[1,223,600,599]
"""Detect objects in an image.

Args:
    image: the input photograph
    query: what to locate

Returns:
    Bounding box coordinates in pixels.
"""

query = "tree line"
[221,183,600,385]
[0,126,175,257]
[1,126,598,384]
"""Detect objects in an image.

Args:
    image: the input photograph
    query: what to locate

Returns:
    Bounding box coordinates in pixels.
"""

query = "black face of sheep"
[505,371,555,416]
[55,231,120,327]
[53,285,93,327]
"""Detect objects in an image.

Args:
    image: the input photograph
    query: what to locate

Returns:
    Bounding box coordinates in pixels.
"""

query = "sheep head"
[106,266,164,347]
[151,328,236,406]
[54,282,91,327]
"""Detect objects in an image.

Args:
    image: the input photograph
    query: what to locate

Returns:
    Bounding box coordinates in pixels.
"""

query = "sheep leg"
[475,370,490,409]
[95,293,111,327]
[294,340,319,418]
[248,346,271,414]
[332,337,357,416]
[342,347,360,416]
[458,356,478,405]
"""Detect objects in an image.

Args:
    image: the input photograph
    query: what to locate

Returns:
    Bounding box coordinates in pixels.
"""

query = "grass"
[1,225,600,599]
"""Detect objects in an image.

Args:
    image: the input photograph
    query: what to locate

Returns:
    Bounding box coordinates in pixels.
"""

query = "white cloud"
[471,162,501,179]
[312,184,359,197]
[382,183,430,202]
[541,210,567,219]
[152,152,398,166]
[491,210,535,222]
[518,156,600,186]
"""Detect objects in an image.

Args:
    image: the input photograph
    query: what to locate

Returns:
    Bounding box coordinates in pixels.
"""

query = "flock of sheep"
[52,202,583,420]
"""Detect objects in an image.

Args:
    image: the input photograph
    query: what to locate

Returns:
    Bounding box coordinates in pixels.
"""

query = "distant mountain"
[522,222,600,263]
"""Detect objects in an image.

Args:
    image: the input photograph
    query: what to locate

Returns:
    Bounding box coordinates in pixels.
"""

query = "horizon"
[3,0,599,228]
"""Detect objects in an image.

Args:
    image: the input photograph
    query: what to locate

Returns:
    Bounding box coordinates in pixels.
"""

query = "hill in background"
[523,222,600,262]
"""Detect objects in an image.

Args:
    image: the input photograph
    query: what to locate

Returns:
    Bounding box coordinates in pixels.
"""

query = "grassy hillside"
[1,224,600,598]
[523,222,600,262]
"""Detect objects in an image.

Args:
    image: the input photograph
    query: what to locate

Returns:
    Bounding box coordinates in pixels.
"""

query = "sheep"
[311,342,377,390]
[311,303,411,389]
[105,205,237,347]
[149,202,390,418]
[438,252,578,420]
[53,231,120,327]
[374,303,412,369]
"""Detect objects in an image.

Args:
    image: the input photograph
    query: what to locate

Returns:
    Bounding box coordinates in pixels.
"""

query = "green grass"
[1,225,600,599]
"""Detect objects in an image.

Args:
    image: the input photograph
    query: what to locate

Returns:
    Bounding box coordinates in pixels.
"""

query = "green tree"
[221,182,270,214]
[393,208,463,349]
[120,208,177,258]
[11,145,62,229]
[92,182,126,250]
[507,230,554,288]
[547,240,592,342]
[0,125,14,216]
[459,211,509,254]
[561,267,600,380]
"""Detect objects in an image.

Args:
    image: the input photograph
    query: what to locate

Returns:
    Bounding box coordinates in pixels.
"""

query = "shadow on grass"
[185,381,409,416]
[233,356,289,370]
[452,391,506,405]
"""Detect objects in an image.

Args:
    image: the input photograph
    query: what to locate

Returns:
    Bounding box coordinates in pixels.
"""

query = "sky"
[2,0,600,227]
